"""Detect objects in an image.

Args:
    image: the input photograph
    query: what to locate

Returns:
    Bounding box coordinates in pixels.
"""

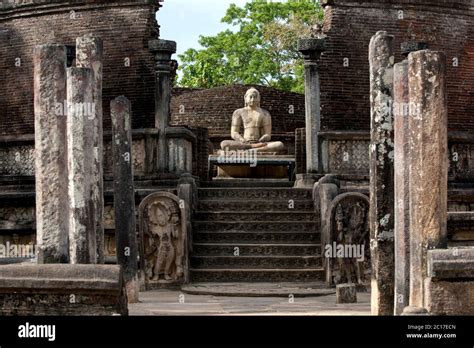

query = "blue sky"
[157,0,249,61]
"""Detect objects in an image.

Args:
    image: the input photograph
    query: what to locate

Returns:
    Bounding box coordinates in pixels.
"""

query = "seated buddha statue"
[220,88,285,154]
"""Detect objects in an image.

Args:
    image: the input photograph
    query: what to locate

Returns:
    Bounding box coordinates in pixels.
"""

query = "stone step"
[193,232,319,244]
[198,188,312,201]
[202,179,294,188]
[197,199,315,211]
[190,256,322,269]
[192,243,321,256]
[181,282,335,297]
[189,269,325,282]
[193,221,319,233]
[194,211,317,222]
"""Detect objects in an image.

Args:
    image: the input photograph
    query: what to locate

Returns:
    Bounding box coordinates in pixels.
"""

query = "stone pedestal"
[67,67,96,264]
[368,31,395,315]
[33,44,69,264]
[298,38,325,174]
[111,96,139,303]
[210,153,295,180]
[149,39,177,173]
[336,283,357,304]
[405,50,448,313]
[0,264,127,315]
[76,35,104,264]
[425,248,474,315]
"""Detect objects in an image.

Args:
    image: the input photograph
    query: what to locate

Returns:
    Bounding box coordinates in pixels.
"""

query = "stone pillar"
[393,59,410,315]
[177,173,197,284]
[34,45,69,264]
[298,38,325,174]
[111,96,139,303]
[404,50,448,314]
[76,34,105,264]
[67,67,96,264]
[149,39,177,173]
[393,42,427,315]
[368,31,395,316]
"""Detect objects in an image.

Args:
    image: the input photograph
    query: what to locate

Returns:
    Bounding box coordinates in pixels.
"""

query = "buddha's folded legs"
[221,140,285,153]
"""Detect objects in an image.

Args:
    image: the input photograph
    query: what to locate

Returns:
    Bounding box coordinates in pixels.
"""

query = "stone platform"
[129,289,370,316]
[0,264,128,315]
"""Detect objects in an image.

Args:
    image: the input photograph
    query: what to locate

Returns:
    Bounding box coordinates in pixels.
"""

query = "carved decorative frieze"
[449,143,474,180]
[104,139,146,176]
[0,207,35,230]
[328,140,370,174]
[0,146,35,176]
[198,189,312,200]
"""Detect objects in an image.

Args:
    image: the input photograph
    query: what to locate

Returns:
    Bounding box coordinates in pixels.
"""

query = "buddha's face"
[245,89,260,108]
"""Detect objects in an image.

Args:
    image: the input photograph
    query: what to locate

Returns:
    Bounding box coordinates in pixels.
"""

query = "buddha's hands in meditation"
[250,143,268,149]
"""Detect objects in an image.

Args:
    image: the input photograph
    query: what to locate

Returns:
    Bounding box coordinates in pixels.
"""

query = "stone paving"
[129,289,371,316]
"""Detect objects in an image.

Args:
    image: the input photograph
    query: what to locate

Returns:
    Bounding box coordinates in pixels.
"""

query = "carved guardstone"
[139,192,188,290]
[326,193,370,288]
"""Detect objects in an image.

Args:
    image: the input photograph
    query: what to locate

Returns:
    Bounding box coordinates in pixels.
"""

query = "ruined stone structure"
[0,0,472,316]
[319,0,474,132]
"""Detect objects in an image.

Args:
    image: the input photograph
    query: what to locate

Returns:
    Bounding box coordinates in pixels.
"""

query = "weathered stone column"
[149,39,177,173]
[34,45,69,264]
[298,38,325,174]
[393,42,427,315]
[368,31,395,315]
[111,96,139,303]
[404,50,448,314]
[67,67,96,264]
[76,34,105,264]
[393,59,410,315]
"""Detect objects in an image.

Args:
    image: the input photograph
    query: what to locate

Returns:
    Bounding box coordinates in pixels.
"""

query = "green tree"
[178,0,323,93]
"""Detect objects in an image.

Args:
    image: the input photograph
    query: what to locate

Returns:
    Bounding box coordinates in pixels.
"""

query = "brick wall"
[0,0,160,136]
[320,0,474,131]
[189,127,210,182]
[170,85,306,137]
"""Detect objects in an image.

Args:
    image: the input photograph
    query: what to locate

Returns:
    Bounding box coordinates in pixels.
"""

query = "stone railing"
[312,130,474,181]
[0,129,158,178]
[319,131,370,175]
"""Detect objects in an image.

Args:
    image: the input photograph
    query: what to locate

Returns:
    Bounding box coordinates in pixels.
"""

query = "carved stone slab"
[326,193,370,288]
[139,192,188,289]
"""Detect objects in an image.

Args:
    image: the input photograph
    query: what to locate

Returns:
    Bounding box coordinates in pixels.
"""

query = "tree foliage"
[178,0,323,93]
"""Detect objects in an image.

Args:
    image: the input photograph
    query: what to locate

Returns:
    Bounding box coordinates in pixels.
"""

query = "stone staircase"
[189,182,324,282]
